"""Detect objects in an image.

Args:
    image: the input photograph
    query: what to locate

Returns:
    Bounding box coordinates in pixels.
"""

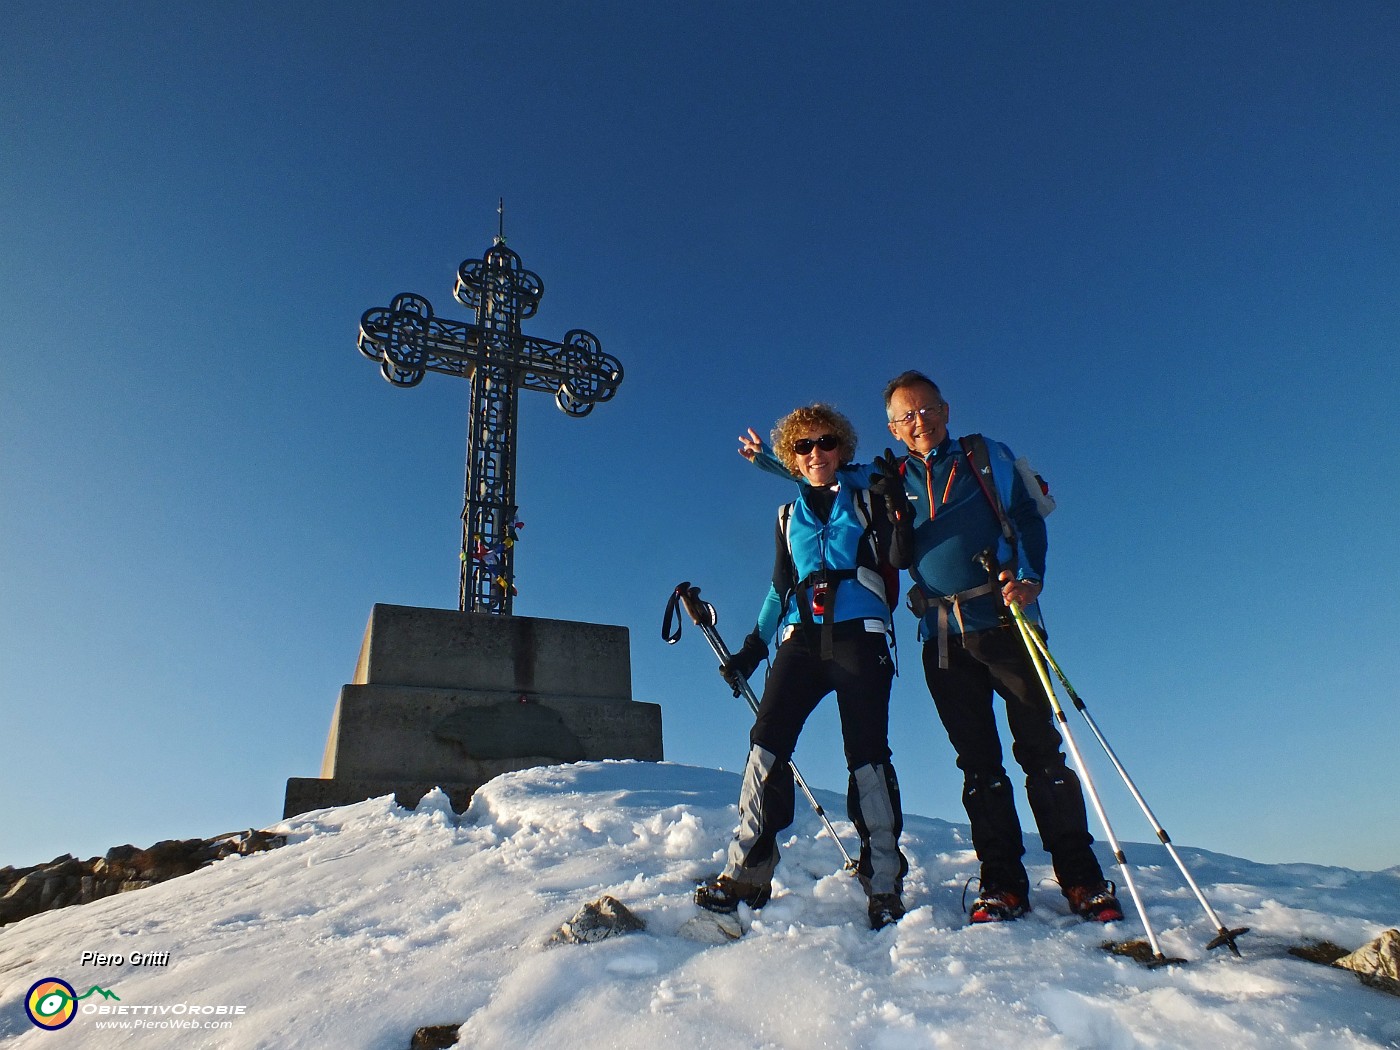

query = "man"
[741,371,1121,923]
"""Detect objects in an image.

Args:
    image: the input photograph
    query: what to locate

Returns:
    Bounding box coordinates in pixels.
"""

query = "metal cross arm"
[358,295,623,416]
[357,292,475,385]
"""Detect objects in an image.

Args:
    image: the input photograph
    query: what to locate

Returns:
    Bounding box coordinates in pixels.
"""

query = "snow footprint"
[887,908,969,993]
[1036,987,1139,1049]
[605,950,661,977]
[649,977,706,1013]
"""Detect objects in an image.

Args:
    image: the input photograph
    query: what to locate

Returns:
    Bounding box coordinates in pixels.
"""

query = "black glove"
[720,630,768,696]
[869,447,913,520]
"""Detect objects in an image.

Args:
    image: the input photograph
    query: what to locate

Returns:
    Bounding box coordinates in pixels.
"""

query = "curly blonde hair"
[771,403,858,474]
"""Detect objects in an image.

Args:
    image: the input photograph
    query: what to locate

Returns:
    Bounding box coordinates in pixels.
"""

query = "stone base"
[320,684,663,781]
[283,604,665,821]
[353,604,634,696]
[283,777,482,818]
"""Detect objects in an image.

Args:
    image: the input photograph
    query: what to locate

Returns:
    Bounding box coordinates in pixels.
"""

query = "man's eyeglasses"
[792,434,840,455]
[890,404,944,427]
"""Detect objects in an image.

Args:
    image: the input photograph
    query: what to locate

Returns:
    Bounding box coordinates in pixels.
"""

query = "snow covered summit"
[1,761,1397,1048]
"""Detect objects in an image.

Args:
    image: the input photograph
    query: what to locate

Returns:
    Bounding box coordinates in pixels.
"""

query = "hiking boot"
[969,887,1030,924]
[868,892,905,931]
[1063,881,1123,923]
[694,875,771,914]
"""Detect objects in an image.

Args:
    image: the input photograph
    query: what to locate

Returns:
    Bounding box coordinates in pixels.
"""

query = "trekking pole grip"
[677,583,716,628]
[662,581,718,644]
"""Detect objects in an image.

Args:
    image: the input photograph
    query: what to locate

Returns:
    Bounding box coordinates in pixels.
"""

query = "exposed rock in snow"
[550,895,647,944]
[1334,928,1400,995]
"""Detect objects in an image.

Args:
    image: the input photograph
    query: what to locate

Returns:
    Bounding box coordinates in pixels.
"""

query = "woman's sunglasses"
[792,434,840,456]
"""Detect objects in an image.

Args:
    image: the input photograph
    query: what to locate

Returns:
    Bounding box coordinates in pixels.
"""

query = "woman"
[696,403,915,930]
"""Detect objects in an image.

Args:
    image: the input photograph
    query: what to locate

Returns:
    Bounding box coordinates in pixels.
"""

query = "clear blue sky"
[3,2,1398,873]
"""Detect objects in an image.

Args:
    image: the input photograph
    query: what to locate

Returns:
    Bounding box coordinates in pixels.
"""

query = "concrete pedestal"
[284,604,663,817]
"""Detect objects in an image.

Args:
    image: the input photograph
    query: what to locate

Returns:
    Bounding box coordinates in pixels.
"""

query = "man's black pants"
[922,623,1104,895]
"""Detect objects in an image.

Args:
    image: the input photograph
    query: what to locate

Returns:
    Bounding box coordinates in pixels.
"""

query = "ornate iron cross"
[358,236,623,614]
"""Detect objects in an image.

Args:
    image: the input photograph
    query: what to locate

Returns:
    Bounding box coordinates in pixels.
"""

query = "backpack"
[956,433,1055,551]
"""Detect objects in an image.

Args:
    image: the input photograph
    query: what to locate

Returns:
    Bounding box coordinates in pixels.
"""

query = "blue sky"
[3,2,1398,873]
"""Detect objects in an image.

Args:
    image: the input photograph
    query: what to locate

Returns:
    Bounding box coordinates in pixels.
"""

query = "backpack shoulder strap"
[959,433,1015,544]
[848,486,884,563]
[776,501,798,596]
[851,485,902,612]
[850,485,873,529]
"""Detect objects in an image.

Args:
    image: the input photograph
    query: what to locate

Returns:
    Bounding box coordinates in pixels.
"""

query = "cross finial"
[495,197,506,245]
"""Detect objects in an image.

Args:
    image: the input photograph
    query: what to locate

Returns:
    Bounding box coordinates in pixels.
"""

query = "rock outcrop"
[0,829,285,928]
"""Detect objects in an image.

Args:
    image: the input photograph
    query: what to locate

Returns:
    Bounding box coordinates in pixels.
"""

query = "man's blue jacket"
[754,435,1046,639]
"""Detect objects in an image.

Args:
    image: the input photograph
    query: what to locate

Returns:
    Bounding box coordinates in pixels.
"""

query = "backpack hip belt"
[794,567,860,660]
[908,580,1000,669]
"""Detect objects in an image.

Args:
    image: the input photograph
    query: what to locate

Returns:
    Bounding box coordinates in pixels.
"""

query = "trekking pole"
[1020,626,1248,956]
[975,556,1179,965]
[1006,600,1181,965]
[663,581,858,873]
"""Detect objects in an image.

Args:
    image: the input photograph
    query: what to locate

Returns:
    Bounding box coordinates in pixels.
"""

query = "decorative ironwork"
[358,234,623,614]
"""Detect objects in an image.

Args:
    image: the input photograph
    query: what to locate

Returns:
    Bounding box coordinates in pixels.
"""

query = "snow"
[2,761,1398,1049]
